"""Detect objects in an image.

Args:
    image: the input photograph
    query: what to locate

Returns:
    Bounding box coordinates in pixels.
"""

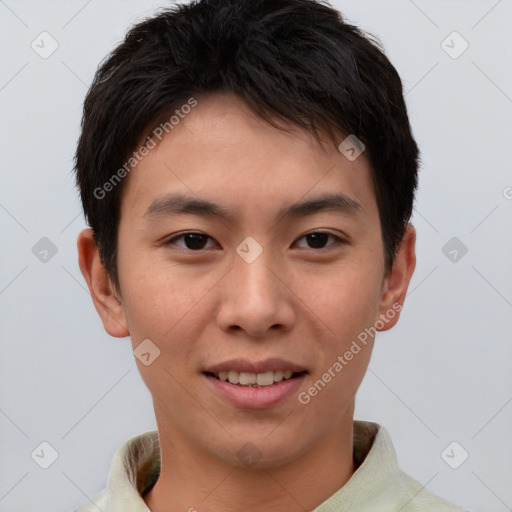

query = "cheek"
[118,261,227,402]
[121,269,211,409]
[123,288,211,369]
[118,245,215,339]
[295,269,379,423]
[293,258,383,341]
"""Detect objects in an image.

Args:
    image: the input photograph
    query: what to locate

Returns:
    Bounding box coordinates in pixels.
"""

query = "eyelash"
[164,230,344,251]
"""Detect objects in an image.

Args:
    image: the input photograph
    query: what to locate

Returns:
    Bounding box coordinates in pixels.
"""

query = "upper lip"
[204,358,307,375]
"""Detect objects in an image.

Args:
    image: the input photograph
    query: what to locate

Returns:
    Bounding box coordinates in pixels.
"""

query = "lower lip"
[204,373,307,410]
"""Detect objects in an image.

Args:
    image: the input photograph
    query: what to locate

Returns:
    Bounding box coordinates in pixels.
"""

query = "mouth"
[204,370,307,388]
[202,359,308,409]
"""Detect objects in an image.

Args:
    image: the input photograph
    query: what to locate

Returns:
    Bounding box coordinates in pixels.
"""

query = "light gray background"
[1,1,511,511]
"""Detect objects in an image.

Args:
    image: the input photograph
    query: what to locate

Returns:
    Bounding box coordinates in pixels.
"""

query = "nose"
[216,251,296,338]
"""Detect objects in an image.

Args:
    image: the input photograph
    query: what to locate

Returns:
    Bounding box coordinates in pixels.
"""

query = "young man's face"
[80,93,415,469]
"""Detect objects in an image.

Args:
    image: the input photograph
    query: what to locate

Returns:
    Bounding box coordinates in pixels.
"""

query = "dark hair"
[75,0,419,290]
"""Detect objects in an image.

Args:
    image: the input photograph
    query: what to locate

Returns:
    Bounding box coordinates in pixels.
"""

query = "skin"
[78,93,416,512]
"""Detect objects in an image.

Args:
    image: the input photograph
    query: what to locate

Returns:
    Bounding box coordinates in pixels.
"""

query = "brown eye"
[166,232,217,250]
[182,233,209,249]
[306,232,330,248]
[294,231,341,249]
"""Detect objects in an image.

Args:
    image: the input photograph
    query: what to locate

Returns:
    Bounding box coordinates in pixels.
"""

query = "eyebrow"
[144,192,363,221]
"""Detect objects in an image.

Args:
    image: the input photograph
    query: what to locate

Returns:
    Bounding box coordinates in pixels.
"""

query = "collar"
[87,421,463,512]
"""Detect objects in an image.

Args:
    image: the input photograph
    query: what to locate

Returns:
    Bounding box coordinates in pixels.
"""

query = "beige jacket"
[75,421,468,512]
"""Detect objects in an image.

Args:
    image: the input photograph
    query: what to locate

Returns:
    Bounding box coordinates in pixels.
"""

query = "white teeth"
[239,372,257,385]
[256,371,274,386]
[214,370,299,387]
[227,371,239,384]
[273,370,284,382]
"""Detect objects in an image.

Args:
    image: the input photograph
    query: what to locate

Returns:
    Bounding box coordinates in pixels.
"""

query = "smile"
[203,359,308,409]
[206,370,306,387]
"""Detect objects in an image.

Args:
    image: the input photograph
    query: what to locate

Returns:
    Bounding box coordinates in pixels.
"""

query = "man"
[74,0,467,510]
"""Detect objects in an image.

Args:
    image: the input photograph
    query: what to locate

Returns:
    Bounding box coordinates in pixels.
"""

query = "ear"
[77,228,129,338]
[376,224,416,331]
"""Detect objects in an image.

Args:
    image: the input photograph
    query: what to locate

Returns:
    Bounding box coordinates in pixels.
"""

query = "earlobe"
[376,224,416,332]
[77,228,130,338]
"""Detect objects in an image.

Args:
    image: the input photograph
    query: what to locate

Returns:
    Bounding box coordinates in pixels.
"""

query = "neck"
[144,409,355,512]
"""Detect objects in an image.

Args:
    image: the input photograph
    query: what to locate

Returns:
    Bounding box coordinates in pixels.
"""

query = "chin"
[211,431,311,470]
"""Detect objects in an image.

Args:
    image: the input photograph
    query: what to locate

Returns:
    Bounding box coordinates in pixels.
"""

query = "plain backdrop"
[1,1,511,511]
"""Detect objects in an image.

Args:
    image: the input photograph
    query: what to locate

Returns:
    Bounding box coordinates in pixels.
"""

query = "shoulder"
[71,430,159,512]
[399,470,470,512]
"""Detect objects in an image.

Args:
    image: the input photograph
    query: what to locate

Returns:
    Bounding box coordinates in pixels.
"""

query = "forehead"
[120,93,378,225]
